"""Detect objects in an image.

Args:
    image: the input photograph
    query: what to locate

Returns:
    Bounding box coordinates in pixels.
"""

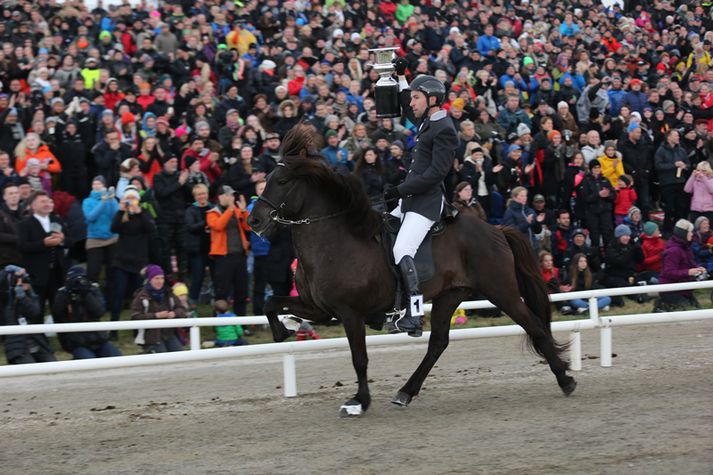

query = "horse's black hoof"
[391,391,412,407]
[339,398,364,417]
[561,378,577,397]
[272,327,293,343]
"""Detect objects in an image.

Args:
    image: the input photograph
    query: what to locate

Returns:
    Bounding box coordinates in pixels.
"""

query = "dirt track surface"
[1,321,712,475]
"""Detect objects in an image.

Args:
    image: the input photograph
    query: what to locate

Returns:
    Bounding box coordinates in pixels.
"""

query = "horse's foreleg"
[339,312,370,417]
[263,295,332,342]
[393,289,469,407]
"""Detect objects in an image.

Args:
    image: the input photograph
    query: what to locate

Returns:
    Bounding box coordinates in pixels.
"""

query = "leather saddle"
[379,202,458,283]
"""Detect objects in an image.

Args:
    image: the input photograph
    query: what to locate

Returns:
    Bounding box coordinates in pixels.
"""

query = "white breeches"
[390,201,436,264]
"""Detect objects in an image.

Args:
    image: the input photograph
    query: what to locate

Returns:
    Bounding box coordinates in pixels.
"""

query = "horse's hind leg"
[491,296,575,395]
[264,296,332,342]
[393,288,470,407]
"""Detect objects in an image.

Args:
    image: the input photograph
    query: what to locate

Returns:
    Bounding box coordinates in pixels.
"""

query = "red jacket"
[638,234,665,272]
[287,76,305,97]
[615,187,637,216]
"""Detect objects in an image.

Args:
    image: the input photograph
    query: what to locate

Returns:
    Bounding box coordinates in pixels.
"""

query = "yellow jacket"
[598,153,625,188]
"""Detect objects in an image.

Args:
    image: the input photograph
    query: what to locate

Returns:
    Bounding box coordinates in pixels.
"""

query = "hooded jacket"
[659,235,697,284]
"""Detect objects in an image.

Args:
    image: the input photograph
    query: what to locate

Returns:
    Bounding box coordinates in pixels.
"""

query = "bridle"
[256,162,347,225]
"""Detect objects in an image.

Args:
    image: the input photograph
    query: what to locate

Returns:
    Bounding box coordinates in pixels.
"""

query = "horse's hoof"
[339,399,363,417]
[272,328,293,343]
[561,378,577,397]
[391,391,412,407]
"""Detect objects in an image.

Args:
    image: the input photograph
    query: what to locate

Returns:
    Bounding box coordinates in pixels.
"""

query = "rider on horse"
[383,58,459,336]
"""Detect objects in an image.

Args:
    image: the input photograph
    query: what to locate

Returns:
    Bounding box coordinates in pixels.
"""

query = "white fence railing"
[1,280,712,397]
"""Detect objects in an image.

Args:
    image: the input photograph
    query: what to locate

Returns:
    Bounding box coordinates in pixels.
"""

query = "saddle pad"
[382,214,436,283]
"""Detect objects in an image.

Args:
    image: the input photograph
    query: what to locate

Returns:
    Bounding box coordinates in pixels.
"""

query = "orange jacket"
[16,145,62,175]
[206,206,251,256]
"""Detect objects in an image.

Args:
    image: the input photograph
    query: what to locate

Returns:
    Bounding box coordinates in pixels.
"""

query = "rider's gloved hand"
[384,186,401,203]
[393,57,409,76]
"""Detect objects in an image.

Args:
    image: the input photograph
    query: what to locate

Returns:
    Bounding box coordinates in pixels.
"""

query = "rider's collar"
[429,109,447,122]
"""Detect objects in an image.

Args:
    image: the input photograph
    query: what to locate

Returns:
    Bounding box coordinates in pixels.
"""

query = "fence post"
[588,296,599,323]
[600,319,612,367]
[569,331,582,371]
[190,326,201,351]
[283,353,297,397]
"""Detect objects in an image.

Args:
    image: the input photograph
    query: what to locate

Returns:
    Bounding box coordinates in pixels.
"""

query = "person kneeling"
[52,265,121,359]
[131,265,186,353]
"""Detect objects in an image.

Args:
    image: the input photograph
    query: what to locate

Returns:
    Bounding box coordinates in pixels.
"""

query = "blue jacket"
[499,73,528,91]
[503,201,542,248]
[621,91,649,114]
[321,144,349,169]
[477,35,501,56]
[559,22,580,37]
[607,89,627,116]
[82,191,119,240]
[496,107,532,136]
[247,197,270,256]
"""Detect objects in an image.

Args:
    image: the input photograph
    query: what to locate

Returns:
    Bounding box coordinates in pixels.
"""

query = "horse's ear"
[299,148,307,160]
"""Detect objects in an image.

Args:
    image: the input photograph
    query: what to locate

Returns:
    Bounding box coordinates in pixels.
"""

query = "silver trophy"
[368,47,401,118]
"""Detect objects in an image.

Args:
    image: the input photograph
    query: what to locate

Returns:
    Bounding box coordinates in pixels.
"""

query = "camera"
[695,271,709,281]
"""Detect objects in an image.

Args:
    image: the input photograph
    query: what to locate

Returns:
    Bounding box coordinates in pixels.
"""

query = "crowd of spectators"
[2,0,713,361]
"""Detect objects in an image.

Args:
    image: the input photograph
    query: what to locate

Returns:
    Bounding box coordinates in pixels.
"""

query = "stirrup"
[393,312,423,337]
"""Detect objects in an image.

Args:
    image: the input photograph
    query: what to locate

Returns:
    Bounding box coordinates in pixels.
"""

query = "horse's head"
[248,123,381,239]
[248,160,305,238]
[247,124,323,238]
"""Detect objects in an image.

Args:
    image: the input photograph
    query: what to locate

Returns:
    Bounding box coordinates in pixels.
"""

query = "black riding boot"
[394,256,423,337]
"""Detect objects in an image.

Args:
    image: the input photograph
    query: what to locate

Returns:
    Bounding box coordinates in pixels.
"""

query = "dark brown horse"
[248,124,576,416]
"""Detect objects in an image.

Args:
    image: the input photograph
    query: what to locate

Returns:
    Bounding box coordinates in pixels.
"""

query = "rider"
[383,57,459,336]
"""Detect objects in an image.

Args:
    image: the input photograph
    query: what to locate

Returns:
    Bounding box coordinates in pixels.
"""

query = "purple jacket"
[659,236,697,284]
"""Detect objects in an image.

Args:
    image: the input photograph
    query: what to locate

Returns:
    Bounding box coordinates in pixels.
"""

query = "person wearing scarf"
[130,264,186,353]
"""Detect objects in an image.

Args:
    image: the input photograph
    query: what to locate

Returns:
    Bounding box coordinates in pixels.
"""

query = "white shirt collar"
[34,214,51,233]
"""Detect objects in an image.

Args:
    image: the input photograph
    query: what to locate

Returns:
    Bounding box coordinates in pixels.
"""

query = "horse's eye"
[278,178,288,185]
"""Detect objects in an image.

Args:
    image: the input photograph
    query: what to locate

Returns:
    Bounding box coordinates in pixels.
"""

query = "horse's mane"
[280,124,382,239]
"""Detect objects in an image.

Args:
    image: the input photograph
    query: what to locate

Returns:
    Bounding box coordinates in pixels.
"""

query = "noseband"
[257,162,346,225]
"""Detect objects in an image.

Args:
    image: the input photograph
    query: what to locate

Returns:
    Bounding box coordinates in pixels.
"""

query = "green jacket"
[215,312,244,342]
[395,3,414,24]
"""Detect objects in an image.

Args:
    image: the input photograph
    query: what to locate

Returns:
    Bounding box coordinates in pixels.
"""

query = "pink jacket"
[684,173,713,212]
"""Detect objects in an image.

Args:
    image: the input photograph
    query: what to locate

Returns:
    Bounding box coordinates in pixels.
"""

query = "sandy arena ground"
[1,320,712,475]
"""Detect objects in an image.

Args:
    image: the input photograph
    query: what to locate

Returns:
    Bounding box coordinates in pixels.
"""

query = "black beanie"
[589,158,601,170]
[184,155,198,169]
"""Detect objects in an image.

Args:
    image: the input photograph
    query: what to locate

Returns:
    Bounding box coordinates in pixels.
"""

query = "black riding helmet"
[408,75,446,107]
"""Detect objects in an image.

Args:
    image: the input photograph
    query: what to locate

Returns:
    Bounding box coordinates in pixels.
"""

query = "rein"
[257,162,348,226]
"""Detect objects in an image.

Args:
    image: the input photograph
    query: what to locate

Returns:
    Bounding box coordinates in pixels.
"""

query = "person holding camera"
[110,185,157,338]
[52,265,121,359]
[0,264,55,364]
[655,219,707,311]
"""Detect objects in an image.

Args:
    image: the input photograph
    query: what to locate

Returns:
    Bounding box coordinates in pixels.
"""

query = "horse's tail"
[499,226,569,359]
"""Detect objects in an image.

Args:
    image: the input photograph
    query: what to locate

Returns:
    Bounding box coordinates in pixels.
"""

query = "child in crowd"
[623,206,643,241]
[638,221,665,282]
[24,158,52,194]
[172,282,191,344]
[213,299,249,347]
[614,175,637,225]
